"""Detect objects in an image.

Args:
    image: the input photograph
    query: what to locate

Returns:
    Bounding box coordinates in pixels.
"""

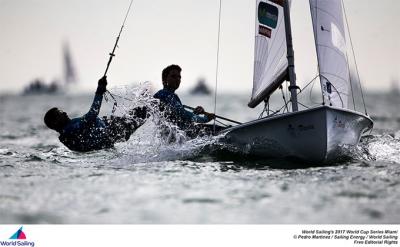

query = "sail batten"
[249,0,289,108]
[310,0,350,109]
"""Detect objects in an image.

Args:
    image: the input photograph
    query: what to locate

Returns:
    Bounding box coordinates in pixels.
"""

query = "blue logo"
[1,227,35,247]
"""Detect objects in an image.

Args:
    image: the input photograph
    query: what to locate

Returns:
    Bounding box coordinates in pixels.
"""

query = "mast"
[283,0,298,112]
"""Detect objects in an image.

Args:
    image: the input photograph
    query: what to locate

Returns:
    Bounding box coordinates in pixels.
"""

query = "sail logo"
[258,2,278,29]
[269,0,284,7]
[0,227,35,247]
[259,25,272,38]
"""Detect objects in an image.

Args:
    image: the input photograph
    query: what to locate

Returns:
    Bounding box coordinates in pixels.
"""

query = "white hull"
[219,106,373,163]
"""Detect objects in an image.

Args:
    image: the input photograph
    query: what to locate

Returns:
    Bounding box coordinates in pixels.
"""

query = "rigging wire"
[212,0,223,133]
[259,100,269,119]
[340,0,356,111]
[341,0,368,115]
[261,75,320,119]
[307,73,322,105]
[285,80,291,111]
[297,101,310,109]
[345,51,357,111]
[103,0,134,113]
[104,0,134,77]
[280,85,289,113]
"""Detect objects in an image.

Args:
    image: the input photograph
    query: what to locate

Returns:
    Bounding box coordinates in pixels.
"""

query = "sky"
[0,0,399,94]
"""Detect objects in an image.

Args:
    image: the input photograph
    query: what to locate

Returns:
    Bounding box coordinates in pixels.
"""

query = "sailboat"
[190,78,212,95]
[22,41,77,95]
[62,41,78,86]
[218,0,373,163]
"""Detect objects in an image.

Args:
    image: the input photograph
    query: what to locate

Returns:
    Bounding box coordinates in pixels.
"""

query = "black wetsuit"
[154,88,226,138]
[154,88,209,129]
[59,92,138,152]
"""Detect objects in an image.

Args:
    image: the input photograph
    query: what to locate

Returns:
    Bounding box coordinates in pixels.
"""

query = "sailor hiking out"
[44,76,147,152]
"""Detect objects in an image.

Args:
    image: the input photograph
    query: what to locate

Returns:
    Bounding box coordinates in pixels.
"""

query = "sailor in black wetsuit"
[44,76,146,152]
[154,64,224,137]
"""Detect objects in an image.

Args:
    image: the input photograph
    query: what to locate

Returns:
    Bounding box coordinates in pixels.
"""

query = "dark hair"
[162,64,181,83]
[44,107,60,130]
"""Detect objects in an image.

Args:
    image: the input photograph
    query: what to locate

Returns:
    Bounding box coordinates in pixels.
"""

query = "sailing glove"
[96,76,108,94]
[193,106,205,115]
[205,112,215,121]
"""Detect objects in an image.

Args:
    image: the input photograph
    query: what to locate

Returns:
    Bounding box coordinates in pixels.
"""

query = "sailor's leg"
[105,116,140,142]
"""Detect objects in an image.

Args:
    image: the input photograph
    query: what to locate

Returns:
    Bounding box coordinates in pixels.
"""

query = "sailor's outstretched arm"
[84,76,107,121]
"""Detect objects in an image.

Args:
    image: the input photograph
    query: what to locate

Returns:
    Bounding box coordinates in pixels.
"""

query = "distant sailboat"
[22,41,78,95]
[63,41,78,85]
[219,0,373,163]
[22,78,60,95]
[389,78,399,95]
[189,78,212,95]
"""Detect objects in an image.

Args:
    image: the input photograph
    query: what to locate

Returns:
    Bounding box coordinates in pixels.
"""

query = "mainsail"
[310,0,350,108]
[249,0,289,108]
[63,42,77,84]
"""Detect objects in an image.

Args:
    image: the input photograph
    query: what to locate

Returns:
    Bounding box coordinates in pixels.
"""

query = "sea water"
[0,89,399,223]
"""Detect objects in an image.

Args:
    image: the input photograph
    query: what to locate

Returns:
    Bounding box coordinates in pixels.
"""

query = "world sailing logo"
[9,227,26,240]
[0,227,35,247]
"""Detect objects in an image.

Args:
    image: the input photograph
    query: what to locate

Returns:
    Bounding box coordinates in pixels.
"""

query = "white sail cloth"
[249,0,289,108]
[310,0,350,109]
